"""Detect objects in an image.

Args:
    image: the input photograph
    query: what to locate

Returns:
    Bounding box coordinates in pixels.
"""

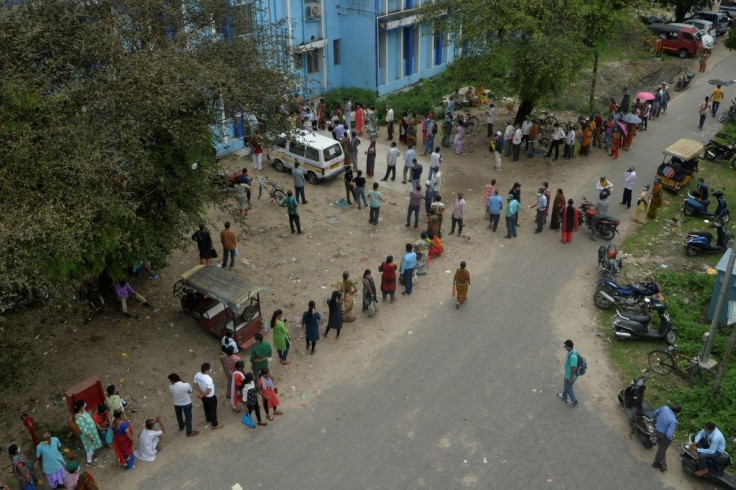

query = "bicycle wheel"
[718,110,732,123]
[465,121,476,136]
[538,135,551,154]
[272,189,286,205]
[648,349,675,375]
[468,116,480,129]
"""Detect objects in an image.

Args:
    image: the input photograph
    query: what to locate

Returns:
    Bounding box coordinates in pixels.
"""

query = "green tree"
[657,0,714,22]
[0,0,296,311]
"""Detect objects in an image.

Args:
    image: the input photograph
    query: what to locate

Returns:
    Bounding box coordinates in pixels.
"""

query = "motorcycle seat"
[688,231,713,240]
[640,401,654,419]
[618,311,651,324]
[630,284,654,295]
[602,216,619,223]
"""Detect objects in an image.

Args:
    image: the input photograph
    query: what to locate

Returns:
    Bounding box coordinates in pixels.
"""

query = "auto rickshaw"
[173,265,267,349]
[656,138,704,193]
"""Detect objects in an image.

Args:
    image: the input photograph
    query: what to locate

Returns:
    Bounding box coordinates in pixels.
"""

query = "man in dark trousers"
[651,403,681,472]
[279,191,302,234]
[509,182,522,226]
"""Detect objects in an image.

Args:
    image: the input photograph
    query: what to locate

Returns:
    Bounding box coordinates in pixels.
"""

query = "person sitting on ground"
[131,260,159,280]
[114,279,152,318]
[133,415,165,463]
[427,231,444,259]
[414,231,430,254]
[64,460,98,490]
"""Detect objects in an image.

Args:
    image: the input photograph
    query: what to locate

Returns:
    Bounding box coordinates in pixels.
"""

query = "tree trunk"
[589,51,599,114]
[514,99,534,126]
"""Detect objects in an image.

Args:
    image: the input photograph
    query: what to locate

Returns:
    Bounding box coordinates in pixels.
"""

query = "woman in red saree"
[111,410,135,470]
[427,232,444,259]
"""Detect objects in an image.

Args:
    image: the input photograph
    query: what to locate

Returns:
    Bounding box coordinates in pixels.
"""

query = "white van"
[267,130,346,184]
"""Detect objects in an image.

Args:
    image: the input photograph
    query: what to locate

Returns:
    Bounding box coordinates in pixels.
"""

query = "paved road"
[132,52,734,489]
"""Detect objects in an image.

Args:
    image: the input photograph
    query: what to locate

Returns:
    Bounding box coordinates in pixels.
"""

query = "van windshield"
[323,144,342,162]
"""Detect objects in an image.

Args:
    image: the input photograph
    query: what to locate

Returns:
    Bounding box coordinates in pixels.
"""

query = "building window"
[333,39,341,66]
[306,49,320,74]
[294,54,303,70]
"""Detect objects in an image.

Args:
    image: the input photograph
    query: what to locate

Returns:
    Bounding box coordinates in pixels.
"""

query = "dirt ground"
[0,44,727,488]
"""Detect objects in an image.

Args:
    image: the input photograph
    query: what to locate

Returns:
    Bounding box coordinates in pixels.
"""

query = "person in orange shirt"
[220,221,237,268]
[711,85,725,117]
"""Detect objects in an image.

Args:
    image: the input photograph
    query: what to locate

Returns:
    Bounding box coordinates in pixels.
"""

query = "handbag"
[105,427,114,445]
[210,247,218,258]
[241,412,255,429]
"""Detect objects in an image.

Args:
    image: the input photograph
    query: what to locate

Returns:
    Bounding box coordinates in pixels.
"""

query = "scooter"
[681,434,736,489]
[682,189,730,223]
[685,220,734,256]
[579,198,621,240]
[704,140,736,162]
[594,275,659,310]
[598,244,622,276]
[617,377,658,449]
[674,72,696,92]
[611,297,676,345]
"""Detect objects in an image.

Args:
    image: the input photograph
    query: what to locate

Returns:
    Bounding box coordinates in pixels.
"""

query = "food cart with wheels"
[173,265,267,350]
[656,138,703,193]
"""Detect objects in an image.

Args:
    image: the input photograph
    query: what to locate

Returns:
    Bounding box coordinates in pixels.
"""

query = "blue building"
[264,0,456,97]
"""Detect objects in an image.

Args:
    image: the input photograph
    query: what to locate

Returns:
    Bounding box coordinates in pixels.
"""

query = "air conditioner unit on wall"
[307,5,321,17]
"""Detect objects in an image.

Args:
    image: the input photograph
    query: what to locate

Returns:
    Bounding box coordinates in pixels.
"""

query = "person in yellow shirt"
[711,85,725,117]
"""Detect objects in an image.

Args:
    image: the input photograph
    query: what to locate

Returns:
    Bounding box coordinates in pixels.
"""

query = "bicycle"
[257,176,287,206]
[454,112,480,136]
[533,110,559,134]
[648,346,709,381]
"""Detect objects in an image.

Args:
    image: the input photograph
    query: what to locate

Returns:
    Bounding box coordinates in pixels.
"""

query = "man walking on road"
[557,339,578,406]
[698,96,710,130]
[382,142,400,181]
[504,194,520,238]
[402,145,416,184]
[220,221,237,269]
[279,191,302,234]
[621,167,636,209]
[711,85,724,117]
[488,190,503,232]
[406,185,423,228]
[651,403,681,472]
[292,161,308,204]
[450,192,467,236]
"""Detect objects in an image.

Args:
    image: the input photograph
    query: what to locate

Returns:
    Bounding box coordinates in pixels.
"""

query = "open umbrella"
[635,91,655,101]
[616,122,628,137]
[621,113,642,124]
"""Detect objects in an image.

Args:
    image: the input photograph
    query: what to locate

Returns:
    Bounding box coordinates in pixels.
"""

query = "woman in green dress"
[270,309,291,365]
[73,399,102,465]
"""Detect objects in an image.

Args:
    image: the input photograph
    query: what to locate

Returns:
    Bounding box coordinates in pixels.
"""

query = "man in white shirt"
[381,142,400,182]
[134,416,166,462]
[429,147,442,181]
[504,122,514,157]
[193,363,223,429]
[521,118,532,152]
[402,145,416,184]
[565,126,575,159]
[546,123,565,161]
[167,373,199,437]
[386,106,395,141]
[621,167,636,209]
[450,193,467,236]
[512,123,523,161]
[486,104,496,137]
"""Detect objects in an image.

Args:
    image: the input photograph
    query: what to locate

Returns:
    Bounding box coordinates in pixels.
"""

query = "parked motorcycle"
[617,377,658,449]
[682,189,730,223]
[681,434,736,489]
[674,72,696,92]
[594,275,659,310]
[579,198,620,240]
[611,297,676,345]
[704,140,736,162]
[598,244,622,276]
[684,220,734,256]
[718,98,736,123]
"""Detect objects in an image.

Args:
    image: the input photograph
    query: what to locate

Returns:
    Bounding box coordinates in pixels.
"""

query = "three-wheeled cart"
[173,265,267,349]
[656,139,704,193]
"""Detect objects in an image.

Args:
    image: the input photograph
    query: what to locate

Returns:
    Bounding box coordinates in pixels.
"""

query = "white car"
[682,19,715,36]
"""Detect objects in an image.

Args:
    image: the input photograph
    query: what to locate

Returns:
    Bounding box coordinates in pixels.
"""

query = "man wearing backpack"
[423,114,436,156]
[558,339,579,406]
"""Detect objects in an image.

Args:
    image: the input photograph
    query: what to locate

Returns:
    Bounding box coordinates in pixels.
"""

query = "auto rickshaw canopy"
[179,265,265,314]
[663,139,704,160]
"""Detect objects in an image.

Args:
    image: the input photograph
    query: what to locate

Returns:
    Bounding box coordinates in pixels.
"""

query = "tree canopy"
[0,0,296,311]
[657,0,715,22]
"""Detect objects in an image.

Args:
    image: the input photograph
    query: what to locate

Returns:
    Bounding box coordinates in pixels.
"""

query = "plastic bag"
[242,412,255,429]
[105,427,114,445]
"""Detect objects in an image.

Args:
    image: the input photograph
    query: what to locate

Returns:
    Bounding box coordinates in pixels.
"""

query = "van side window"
[290,141,306,157]
[305,147,319,162]
[323,144,341,161]
[667,31,677,40]
[683,32,694,42]
[275,137,287,149]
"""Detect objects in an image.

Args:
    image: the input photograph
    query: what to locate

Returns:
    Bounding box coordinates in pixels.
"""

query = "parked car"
[680,19,715,37]
[648,23,702,58]
[720,9,736,28]
[266,130,346,184]
[639,13,666,25]
[670,22,714,49]
[685,11,730,35]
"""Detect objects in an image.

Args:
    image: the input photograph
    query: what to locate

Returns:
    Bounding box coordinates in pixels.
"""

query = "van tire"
[306,171,319,185]
[678,48,688,58]
[273,159,285,172]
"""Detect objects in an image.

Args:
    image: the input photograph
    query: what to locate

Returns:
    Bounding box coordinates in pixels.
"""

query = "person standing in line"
[406,185,423,228]
[230,361,247,412]
[424,183,435,217]
[647,177,663,220]
[593,111,603,148]
[353,170,368,209]
[560,199,580,243]
[492,131,504,169]
[249,333,271,384]
[241,372,267,427]
[423,114,436,155]
[611,128,622,159]
[367,182,383,225]
[509,182,522,227]
[503,121,514,157]
[690,421,728,477]
[452,261,471,309]
[279,190,302,234]
[323,290,344,339]
[549,188,565,230]
[604,115,614,151]
[651,403,682,472]
[258,368,283,422]
[557,339,578,406]
[711,85,724,117]
[386,105,395,140]
[379,256,397,303]
[36,432,67,485]
[621,167,637,209]
[355,103,364,135]
[318,98,327,129]
[349,131,361,173]
[450,192,467,236]
[381,141,400,182]
[302,300,321,353]
[344,165,355,205]
[270,309,290,365]
[483,179,497,220]
[488,190,503,232]
[633,184,651,224]
[485,103,496,137]
[191,224,213,265]
[453,120,465,155]
[511,123,523,161]
[504,194,520,238]
[344,97,352,131]
[428,147,442,181]
[219,345,241,400]
[402,145,416,184]
[409,159,423,189]
[547,123,565,160]
[167,373,199,437]
[527,120,538,158]
[72,400,102,465]
[366,105,379,140]
[400,243,417,296]
[251,132,263,171]
[441,112,453,148]
[529,187,547,233]
[9,443,38,489]
[220,221,237,269]
[541,182,551,224]
[521,117,532,152]
[641,101,650,131]
[292,161,307,204]
[193,363,223,430]
[697,96,710,130]
[564,124,575,159]
[362,269,377,312]
[365,139,377,178]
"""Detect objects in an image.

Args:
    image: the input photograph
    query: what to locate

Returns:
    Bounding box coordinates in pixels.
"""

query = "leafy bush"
[321,87,377,116]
